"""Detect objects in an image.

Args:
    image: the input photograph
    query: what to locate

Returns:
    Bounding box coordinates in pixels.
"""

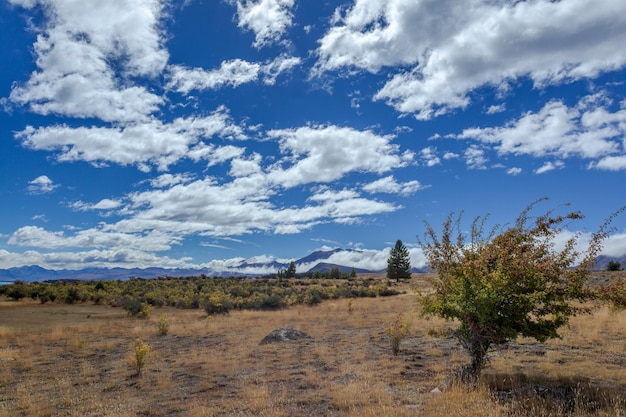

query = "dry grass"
[1,274,625,416]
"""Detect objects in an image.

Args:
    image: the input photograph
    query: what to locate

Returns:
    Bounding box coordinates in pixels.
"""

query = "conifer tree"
[387,240,412,282]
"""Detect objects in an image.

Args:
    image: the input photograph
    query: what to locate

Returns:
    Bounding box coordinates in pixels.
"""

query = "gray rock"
[259,328,312,345]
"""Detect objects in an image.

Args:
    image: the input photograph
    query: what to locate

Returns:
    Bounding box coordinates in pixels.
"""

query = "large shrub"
[419,199,622,376]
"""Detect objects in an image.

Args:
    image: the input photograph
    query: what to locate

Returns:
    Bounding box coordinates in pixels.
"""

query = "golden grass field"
[1,273,626,416]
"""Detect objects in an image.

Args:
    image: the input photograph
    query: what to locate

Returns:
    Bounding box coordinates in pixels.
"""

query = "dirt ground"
[1,273,625,416]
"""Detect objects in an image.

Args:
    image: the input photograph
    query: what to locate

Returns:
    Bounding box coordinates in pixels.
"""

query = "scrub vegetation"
[0,275,403,316]
[1,272,626,417]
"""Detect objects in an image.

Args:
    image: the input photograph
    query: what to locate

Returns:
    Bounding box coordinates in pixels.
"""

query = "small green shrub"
[204,292,233,315]
[157,314,170,336]
[384,311,412,356]
[597,279,626,310]
[134,339,150,377]
[122,298,151,318]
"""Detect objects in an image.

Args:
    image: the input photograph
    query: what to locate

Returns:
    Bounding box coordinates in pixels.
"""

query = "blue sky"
[1,0,625,274]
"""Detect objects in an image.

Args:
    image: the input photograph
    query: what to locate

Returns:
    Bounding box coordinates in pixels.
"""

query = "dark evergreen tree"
[607,261,622,271]
[387,240,412,282]
[285,261,297,279]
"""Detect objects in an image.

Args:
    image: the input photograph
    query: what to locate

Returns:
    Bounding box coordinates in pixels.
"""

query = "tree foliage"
[418,199,622,375]
[606,260,622,271]
[387,240,412,282]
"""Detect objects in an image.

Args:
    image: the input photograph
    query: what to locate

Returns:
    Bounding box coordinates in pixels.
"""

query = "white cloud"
[534,161,564,174]
[308,188,360,202]
[34,123,406,242]
[601,233,626,258]
[456,97,625,160]
[149,173,196,188]
[8,225,178,252]
[262,55,302,85]
[234,0,295,48]
[27,175,58,194]
[420,146,440,167]
[229,153,264,177]
[506,167,522,176]
[167,60,261,93]
[8,0,168,122]
[102,171,398,239]
[296,247,427,272]
[266,125,413,188]
[71,199,122,212]
[464,146,488,170]
[589,156,626,171]
[167,56,301,94]
[15,108,247,171]
[362,176,425,196]
[316,0,626,119]
[0,248,193,270]
[486,104,506,115]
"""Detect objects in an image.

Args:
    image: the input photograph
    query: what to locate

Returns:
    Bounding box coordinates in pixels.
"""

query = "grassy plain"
[1,273,625,416]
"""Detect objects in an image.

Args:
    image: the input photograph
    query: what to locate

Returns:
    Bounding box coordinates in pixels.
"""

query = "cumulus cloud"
[107,175,398,238]
[296,247,427,272]
[234,0,295,48]
[27,175,58,194]
[70,199,123,212]
[316,0,626,119]
[8,225,179,252]
[455,96,625,162]
[464,146,488,170]
[266,125,413,187]
[10,120,414,260]
[14,107,247,171]
[486,104,506,115]
[362,176,426,196]
[420,146,440,167]
[534,161,564,174]
[8,0,168,122]
[0,248,193,270]
[167,55,301,94]
[589,156,626,171]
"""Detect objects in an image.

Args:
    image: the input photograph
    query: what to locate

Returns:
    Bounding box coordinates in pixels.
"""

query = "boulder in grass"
[259,328,312,345]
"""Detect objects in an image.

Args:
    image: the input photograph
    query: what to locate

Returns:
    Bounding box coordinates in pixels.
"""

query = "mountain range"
[1,249,622,284]
[0,249,398,283]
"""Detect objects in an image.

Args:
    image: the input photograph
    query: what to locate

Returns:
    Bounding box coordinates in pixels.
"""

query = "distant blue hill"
[0,249,378,283]
[3,249,619,284]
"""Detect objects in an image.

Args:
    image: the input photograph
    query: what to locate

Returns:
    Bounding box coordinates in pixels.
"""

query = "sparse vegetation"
[1,273,626,416]
[133,338,150,377]
[383,310,412,355]
[0,276,402,314]
[157,314,170,335]
[1,275,625,416]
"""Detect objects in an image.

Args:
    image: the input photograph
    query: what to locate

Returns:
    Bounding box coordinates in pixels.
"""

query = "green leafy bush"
[122,298,151,318]
[418,199,623,376]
